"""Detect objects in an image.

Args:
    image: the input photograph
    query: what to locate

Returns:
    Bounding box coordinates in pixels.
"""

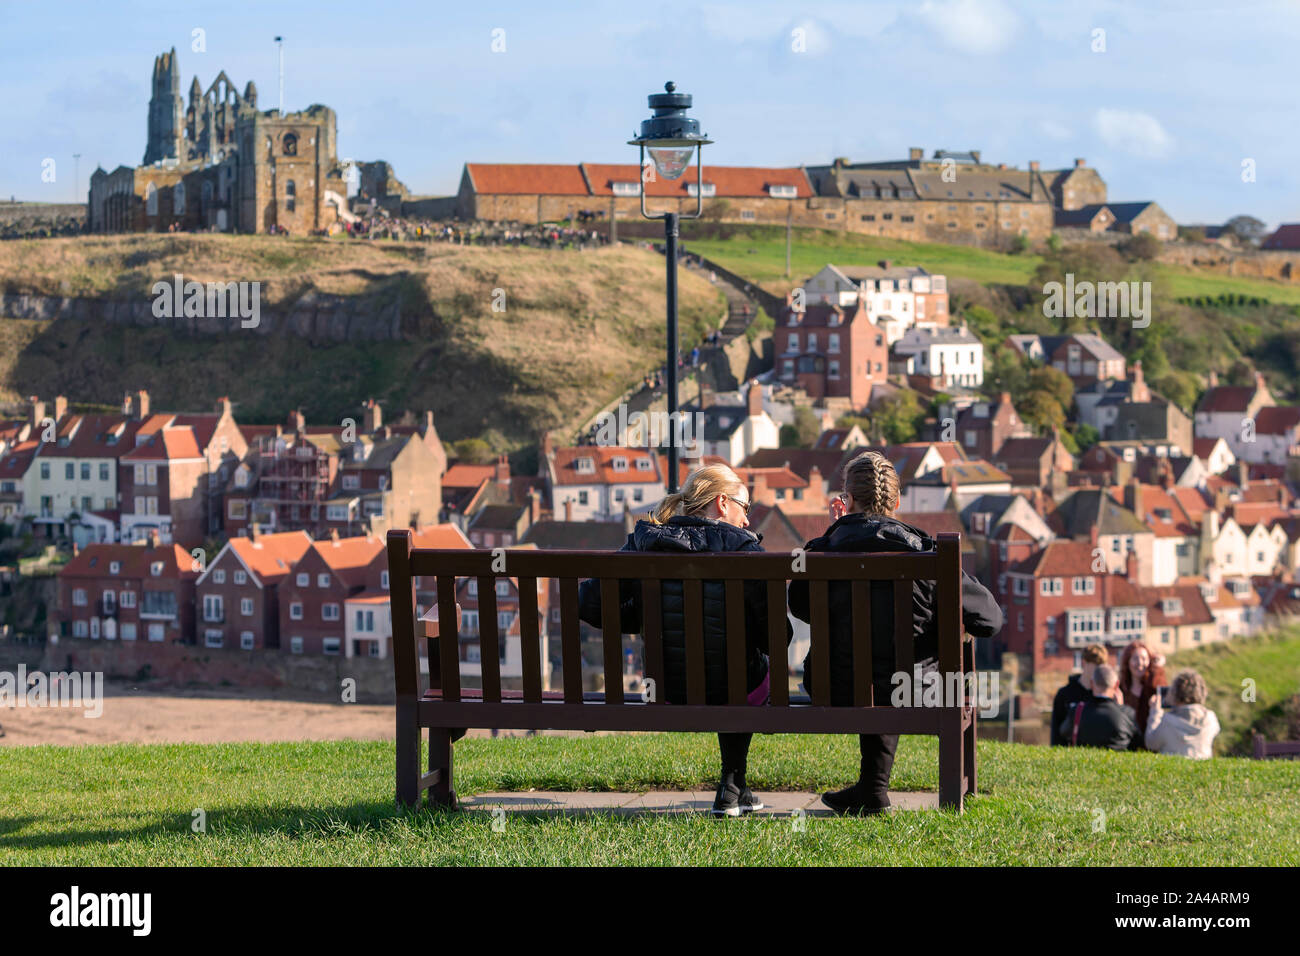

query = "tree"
[1223,215,1267,245]
[780,404,821,448]
[868,391,925,444]
[1073,423,1100,454]
[1117,232,1161,261]
[1027,365,1074,413]
[453,438,493,464]
[1018,390,1066,433]
[1009,233,1031,255]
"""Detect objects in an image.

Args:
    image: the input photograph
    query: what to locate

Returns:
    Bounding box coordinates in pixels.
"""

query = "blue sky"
[2,0,1296,226]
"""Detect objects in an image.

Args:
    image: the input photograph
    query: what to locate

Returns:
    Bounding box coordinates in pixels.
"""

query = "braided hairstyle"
[841,450,901,516]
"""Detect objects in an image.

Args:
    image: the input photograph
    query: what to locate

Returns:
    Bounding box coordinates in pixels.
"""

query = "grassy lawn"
[3,733,1296,865]
[684,225,1300,306]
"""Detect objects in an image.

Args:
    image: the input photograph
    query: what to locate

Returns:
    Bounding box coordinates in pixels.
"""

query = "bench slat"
[893,578,914,687]
[724,579,747,706]
[518,575,542,704]
[599,578,624,704]
[809,579,831,707]
[683,579,706,705]
[436,574,460,702]
[641,580,665,704]
[560,578,582,704]
[851,579,873,707]
[477,575,501,704]
[767,580,788,707]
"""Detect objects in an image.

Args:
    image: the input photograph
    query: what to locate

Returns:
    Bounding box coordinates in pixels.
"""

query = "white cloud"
[914,0,1020,55]
[1093,108,1174,159]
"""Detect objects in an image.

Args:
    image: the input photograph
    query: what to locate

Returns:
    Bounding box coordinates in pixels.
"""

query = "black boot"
[820,733,899,816]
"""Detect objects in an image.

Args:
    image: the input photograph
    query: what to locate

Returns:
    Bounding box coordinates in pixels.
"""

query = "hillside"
[0,235,725,447]
[1166,627,1300,756]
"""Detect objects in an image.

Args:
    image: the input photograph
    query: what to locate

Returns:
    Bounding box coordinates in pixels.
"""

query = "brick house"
[194,528,313,650]
[801,263,950,343]
[775,298,887,409]
[1194,371,1274,455]
[453,545,552,690]
[58,540,199,645]
[994,434,1075,488]
[948,392,1030,460]
[1006,333,1126,387]
[277,533,385,655]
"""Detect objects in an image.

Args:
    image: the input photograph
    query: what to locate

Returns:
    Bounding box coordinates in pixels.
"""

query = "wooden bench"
[1252,733,1300,759]
[387,529,978,812]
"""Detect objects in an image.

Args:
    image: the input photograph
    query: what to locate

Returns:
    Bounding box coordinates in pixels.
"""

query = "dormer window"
[150,562,164,576]
[611,457,628,472]
[109,561,120,575]
[635,458,652,472]
[575,457,595,474]
[1160,597,1183,616]
[718,417,731,429]
[611,182,640,196]
[686,183,716,198]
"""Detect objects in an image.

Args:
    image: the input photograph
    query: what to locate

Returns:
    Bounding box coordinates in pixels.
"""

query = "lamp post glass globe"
[647,145,696,180]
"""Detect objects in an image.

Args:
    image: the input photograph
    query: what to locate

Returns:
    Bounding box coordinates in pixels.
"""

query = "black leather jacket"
[577,515,792,704]
[788,513,1003,706]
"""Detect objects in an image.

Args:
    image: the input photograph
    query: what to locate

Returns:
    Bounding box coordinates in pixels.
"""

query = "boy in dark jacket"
[788,450,1002,815]
[1058,664,1136,751]
[577,463,792,818]
[1050,644,1109,746]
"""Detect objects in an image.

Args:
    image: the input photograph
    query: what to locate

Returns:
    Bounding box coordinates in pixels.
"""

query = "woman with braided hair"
[788,449,1002,815]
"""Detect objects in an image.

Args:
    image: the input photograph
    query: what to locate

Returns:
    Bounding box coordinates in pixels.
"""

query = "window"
[355,609,375,632]
[203,595,223,622]
[381,570,390,590]
[120,590,136,608]
[240,631,255,650]
[73,588,88,606]
[496,579,509,598]
[577,491,588,506]
[862,214,876,222]
[283,132,298,155]
[768,184,797,199]
[289,602,303,620]
[828,360,840,380]
[342,474,360,490]
[318,573,331,588]
[1039,578,1063,596]
[828,333,840,353]
[290,637,303,654]
[788,333,799,353]
[467,579,478,596]
[99,463,109,481]
[1071,576,1095,595]
[205,630,223,648]
[1012,577,1029,596]
[685,182,716,198]
[326,505,348,521]
[148,623,164,642]
[214,570,226,584]
[323,637,341,656]
[240,597,254,616]
[121,623,137,641]
[109,561,121,575]
[322,603,340,621]
[740,209,755,221]
[368,642,381,658]
[285,179,296,212]
[73,620,88,638]
[40,462,49,480]
[66,463,74,480]
[229,499,248,520]
[234,570,247,585]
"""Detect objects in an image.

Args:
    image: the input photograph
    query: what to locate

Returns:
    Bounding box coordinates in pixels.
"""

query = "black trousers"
[717,733,752,774]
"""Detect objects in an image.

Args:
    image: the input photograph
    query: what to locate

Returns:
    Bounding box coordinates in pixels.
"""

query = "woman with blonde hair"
[788,449,1002,815]
[578,462,791,817]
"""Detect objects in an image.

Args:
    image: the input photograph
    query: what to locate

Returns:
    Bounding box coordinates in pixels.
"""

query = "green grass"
[1165,629,1300,756]
[684,224,1300,306]
[3,733,1297,865]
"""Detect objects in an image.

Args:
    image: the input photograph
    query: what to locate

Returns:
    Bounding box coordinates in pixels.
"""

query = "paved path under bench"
[459,790,939,816]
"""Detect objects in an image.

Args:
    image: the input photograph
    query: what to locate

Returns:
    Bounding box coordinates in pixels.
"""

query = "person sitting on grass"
[1058,664,1137,751]
[788,450,1003,816]
[1144,668,1220,759]
[1050,644,1110,746]
[577,463,792,819]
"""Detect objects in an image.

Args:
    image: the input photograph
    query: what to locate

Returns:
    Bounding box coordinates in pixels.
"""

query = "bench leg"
[428,727,457,809]
[396,698,420,810]
[938,709,965,812]
[964,706,977,796]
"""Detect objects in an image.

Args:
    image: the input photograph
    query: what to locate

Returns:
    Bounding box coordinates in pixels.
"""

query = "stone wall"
[42,637,397,703]
[1155,243,1300,285]
[0,291,403,341]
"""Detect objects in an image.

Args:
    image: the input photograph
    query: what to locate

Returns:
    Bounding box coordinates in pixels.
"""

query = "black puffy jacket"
[577,515,792,704]
[787,513,1002,706]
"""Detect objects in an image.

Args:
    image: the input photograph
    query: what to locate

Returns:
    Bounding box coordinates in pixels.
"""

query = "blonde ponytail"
[647,463,745,524]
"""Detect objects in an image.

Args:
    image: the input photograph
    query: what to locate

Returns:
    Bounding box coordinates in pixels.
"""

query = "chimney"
[147,529,160,549]
[833,156,849,168]
[249,522,260,542]
[751,471,771,505]
[623,502,635,535]
[1125,547,1138,580]
[970,150,981,164]
[1074,158,1086,168]
[28,396,45,430]
[495,453,510,484]
[1028,160,1040,171]
[528,487,541,525]
[746,380,762,417]
[135,389,150,419]
[908,147,923,161]
[1207,369,1219,388]
[997,163,1006,170]
[1125,476,1140,516]
[807,465,825,505]
[1089,523,1099,548]
[1236,460,1249,490]
[1130,360,1149,403]
[289,409,305,434]
[330,527,340,545]
[700,383,715,409]
[1159,460,1173,492]
[563,497,573,522]
[380,425,392,440]
[423,410,435,436]
[877,259,892,270]
[538,432,554,477]
[53,395,68,422]
[363,398,382,434]
[121,392,134,417]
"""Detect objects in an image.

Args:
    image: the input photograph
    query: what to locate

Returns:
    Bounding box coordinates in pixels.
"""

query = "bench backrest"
[1253,734,1300,759]
[387,529,964,708]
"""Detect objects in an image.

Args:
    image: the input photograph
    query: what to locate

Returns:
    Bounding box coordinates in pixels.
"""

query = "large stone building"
[455,149,1127,246]
[88,49,348,235]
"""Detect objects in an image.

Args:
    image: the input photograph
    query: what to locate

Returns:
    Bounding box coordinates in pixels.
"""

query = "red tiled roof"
[1231,502,1291,529]
[1011,539,1098,576]
[346,590,390,605]
[1197,385,1255,414]
[443,463,497,490]
[62,543,197,580]
[122,426,203,461]
[466,163,591,196]
[40,415,142,459]
[1192,438,1225,459]
[312,536,387,587]
[411,523,473,550]
[741,448,848,488]
[0,439,38,476]
[1143,585,1214,627]
[1254,406,1300,436]
[736,466,806,491]
[553,446,662,486]
[226,530,314,583]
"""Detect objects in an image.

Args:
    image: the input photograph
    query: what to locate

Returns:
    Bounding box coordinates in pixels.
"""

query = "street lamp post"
[630,82,711,495]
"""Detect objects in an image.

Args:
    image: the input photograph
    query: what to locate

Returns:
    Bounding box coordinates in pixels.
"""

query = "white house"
[690,382,781,467]
[547,445,666,522]
[802,263,949,346]
[892,326,984,389]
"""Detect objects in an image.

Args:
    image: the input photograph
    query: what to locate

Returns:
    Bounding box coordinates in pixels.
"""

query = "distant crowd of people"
[339,215,608,249]
[1051,642,1220,758]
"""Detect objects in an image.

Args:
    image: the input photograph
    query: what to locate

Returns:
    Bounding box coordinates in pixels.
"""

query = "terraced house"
[277,532,385,655]
[194,528,312,650]
[58,540,199,644]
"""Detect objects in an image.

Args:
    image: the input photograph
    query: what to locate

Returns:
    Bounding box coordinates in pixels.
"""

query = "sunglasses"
[726,494,752,517]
